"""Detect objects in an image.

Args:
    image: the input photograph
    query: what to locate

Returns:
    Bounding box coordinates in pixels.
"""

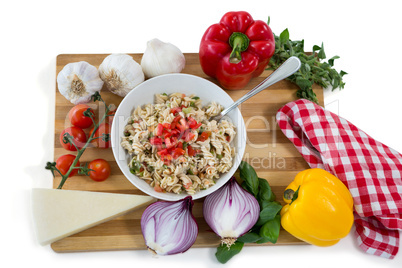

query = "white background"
[1,0,401,267]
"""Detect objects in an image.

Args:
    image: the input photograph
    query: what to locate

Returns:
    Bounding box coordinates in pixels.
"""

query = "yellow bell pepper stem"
[280,168,354,247]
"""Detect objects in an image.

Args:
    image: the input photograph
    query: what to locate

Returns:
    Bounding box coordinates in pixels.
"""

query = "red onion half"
[141,196,198,255]
[203,177,260,246]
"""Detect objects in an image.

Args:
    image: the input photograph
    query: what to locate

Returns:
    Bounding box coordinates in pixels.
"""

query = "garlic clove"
[98,53,145,97]
[57,61,104,104]
[141,38,186,78]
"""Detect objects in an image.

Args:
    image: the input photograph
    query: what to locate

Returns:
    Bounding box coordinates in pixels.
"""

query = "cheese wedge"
[31,188,155,245]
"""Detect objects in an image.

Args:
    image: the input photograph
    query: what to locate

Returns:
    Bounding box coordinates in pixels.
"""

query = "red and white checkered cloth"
[276,99,402,259]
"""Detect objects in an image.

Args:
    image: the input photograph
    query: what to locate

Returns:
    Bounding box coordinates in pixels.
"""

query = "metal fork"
[212,56,301,122]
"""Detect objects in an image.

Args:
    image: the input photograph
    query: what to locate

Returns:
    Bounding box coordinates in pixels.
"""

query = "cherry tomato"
[56,154,80,177]
[90,123,111,149]
[60,126,87,151]
[68,104,95,129]
[88,159,111,182]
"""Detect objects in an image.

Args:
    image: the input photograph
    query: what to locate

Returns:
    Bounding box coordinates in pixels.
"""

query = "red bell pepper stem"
[229,32,250,64]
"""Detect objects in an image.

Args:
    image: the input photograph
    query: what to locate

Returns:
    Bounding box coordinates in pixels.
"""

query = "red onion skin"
[203,177,260,242]
[141,196,198,255]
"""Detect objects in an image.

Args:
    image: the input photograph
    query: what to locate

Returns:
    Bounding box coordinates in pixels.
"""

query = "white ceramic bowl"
[111,73,246,201]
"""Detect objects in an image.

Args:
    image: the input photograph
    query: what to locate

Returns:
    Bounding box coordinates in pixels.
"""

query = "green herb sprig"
[45,92,113,189]
[267,19,347,104]
[215,161,282,264]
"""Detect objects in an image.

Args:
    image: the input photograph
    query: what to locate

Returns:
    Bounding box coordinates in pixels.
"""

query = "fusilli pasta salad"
[121,92,236,195]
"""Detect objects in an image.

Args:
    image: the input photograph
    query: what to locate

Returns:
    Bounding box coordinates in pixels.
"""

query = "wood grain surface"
[51,53,324,252]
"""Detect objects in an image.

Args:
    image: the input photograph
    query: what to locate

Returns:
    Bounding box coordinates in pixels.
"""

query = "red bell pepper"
[199,11,275,90]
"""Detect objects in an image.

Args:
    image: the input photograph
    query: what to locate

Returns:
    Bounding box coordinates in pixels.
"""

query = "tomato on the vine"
[90,123,111,149]
[60,126,87,151]
[56,154,80,177]
[68,104,95,129]
[88,159,111,182]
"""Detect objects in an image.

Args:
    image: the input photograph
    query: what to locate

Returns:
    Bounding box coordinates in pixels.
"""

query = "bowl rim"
[111,73,247,201]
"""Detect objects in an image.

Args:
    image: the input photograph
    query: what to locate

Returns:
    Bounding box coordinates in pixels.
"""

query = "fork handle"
[219,56,301,118]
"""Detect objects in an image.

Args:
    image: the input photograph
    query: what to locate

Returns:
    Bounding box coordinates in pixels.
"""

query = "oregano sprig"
[267,21,347,104]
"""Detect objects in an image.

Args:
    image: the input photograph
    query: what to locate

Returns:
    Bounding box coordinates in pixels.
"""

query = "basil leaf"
[255,236,271,244]
[255,202,282,226]
[239,161,259,197]
[237,232,261,243]
[259,215,281,244]
[241,181,254,195]
[215,241,244,264]
[258,178,275,202]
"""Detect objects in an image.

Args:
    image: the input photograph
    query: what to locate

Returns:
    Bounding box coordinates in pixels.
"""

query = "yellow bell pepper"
[280,168,354,247]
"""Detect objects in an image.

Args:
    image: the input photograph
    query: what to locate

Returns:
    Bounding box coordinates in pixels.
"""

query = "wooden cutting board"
[51,53,323,252]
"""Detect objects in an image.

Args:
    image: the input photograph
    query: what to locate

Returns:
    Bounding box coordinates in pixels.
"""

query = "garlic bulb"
[57,61,104,104]
[141,38,186,78]
[98,53,144,97]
